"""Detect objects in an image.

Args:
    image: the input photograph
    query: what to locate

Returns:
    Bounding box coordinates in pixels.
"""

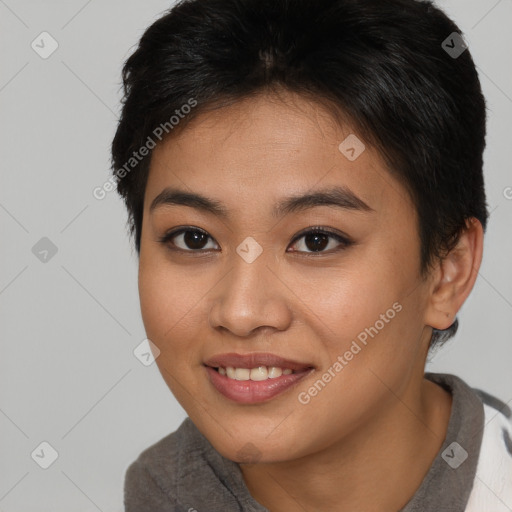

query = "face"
[138,91,434,463]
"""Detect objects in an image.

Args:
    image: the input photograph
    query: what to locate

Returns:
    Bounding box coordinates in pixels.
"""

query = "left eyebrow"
[149,185,375,219]
[272,186,375,217]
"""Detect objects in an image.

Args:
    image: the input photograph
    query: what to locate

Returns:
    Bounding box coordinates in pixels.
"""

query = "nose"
[208,247,292,338]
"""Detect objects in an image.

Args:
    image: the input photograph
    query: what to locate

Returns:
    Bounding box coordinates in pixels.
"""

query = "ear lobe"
[424,218,484,331]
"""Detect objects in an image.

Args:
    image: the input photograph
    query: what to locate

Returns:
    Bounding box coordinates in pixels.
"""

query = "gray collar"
[175,372,484,511]
[399,372,485,511]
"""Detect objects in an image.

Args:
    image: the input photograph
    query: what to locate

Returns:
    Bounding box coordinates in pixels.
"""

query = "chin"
[199,421,301,464]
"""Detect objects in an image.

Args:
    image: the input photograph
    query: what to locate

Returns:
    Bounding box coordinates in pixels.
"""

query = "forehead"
[145,92,415,222]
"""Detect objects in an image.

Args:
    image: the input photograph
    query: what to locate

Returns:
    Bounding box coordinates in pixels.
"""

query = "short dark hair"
[111,0,489,348]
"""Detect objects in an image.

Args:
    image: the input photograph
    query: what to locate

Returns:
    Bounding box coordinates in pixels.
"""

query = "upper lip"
[204,353,314,371]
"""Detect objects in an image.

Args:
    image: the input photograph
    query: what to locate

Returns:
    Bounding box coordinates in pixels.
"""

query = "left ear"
[423,217,484,331]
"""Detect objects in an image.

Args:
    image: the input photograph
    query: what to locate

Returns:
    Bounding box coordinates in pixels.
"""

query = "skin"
[138,90,483,512]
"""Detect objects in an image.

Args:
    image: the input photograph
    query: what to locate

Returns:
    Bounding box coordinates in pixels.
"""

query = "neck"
[240,375,452,512]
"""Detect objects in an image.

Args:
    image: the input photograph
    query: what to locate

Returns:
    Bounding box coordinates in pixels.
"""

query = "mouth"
[203,353,315,404]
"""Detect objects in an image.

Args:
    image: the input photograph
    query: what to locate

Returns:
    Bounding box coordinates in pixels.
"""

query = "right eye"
[158,227,219,252]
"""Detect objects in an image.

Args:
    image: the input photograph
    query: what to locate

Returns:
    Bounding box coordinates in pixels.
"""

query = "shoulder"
[466,386,512,511]
[124,417,198,512]
[473,387,512,463]
[424,373,512,510]
[473,387,512,422]
[124,417,253,511]
[473,386,512,458]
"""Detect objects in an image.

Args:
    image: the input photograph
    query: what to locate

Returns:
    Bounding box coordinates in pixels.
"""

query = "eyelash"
[158,226,354,256]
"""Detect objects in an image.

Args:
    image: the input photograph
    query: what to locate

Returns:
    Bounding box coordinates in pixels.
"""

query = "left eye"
[289,228,352,254]
[159,227,352,254]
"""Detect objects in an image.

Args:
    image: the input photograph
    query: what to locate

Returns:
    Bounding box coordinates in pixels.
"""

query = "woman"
[111,0,512,510]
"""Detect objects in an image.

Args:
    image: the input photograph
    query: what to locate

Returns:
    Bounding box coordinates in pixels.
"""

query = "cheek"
[310,267,397,339]
[138,259,207,403]
[311,261,422,384]
[138,254,201,337]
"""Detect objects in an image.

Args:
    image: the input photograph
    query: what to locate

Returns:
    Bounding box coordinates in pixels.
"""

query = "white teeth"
[250,366,268,381]
[234,368,250,380]
[267,366,282,378]
[217,366,295,381]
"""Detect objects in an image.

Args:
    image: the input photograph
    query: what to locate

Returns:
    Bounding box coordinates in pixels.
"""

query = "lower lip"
[205,366,313,404]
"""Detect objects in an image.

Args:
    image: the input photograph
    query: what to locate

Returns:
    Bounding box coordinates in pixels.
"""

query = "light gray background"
[0,0,511,510]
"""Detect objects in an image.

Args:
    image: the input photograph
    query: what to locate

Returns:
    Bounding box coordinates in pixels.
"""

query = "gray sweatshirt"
[124,373,512,511]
